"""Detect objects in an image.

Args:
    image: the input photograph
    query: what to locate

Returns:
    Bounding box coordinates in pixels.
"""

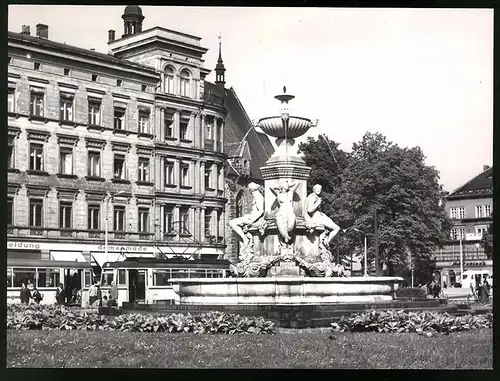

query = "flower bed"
[7,304,275,335]
[331,309,493,335]
[395,287,428,299]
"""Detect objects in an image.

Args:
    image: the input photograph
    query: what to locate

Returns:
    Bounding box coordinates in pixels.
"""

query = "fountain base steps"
[120,299,455,328]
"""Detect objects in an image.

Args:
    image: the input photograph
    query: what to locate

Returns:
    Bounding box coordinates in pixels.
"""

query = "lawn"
[7,328,492,369]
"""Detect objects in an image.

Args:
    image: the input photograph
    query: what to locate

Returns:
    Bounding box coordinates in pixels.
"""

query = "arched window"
[180,69,191,97]
[164,66,174,94]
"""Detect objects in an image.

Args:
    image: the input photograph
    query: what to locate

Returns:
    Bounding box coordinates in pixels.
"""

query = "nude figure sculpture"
[229,182,265,248]
[305,184,340,246]
[270,181,300,244]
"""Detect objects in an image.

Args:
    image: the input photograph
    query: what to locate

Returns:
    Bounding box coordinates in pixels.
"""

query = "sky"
[8,6,493,192]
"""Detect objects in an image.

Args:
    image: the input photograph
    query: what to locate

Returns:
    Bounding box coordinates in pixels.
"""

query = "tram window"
[101,272,114,286]
[170,269,189,279]
[37,268,60,288]
[12,268,36,287]
[7,268,13,287]
[207,270,223,278]
[117,269,126,285]
[83,270,93,287]
[189,269,207,278]
[153,269,171,286]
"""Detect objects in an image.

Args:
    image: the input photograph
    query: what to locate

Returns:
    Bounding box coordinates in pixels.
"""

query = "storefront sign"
[7,241,41,250]
[451,261,486,267]
[96,245,148,252]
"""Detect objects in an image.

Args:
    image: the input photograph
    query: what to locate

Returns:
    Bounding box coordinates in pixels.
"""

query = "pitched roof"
[447,166,493,199]
[8,31,158,76]
[222,86,275,180]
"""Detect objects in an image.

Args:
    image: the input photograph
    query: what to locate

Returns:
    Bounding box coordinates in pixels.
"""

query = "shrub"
[7,304,275,335]
[395,287,427,299]
[331,309,493,335]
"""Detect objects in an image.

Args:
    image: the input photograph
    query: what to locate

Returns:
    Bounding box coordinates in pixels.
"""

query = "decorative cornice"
[26,184,51,197]
[26,129,50,142]
[112,92,131,100]
[85,137,106,149]
[8,126,21,138]
[137,97,154,105]
[111,142,131,153]
[8,182,21,195]
[85,190,106,202]
[56,133,79,145]
[56,187,79,200]
[136,145,154,155]
[27,76,50,85]
[57,82,79,90]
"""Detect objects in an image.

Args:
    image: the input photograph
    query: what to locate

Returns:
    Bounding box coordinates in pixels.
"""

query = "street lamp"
[353,228,368,277]
[105,191,127,263]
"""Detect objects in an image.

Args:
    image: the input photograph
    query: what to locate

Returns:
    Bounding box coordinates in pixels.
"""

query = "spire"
[215,33,226,89]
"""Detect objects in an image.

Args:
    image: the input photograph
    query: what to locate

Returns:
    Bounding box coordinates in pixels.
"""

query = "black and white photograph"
[6,5,493,369]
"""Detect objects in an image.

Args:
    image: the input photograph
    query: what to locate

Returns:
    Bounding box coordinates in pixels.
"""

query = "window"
[165,161,174,185]
[13,268,36,288]
[59,202,72,229]
[8,136,15,169]
[164,66,174,94]
[180,118,189,140]
[29,199,43,227]
[138,208,149,232]
[29,143,43,171]
[88,205,100,230]
[153,269,171,286]
[7,198,13,225]
[450,228,465,240]
[88,151,101,177]
[34,62,41,71]
[180,163,189,186]
[164,207,174,233]
[475,205,484,218]
[88,100,101,125]
[84,270,93,287]
[484,205,491,217]
[205,116,214,139]
[64,68,70,76]
[205,164,212,189]
[114,108,125,130]
[216,121,222,147]
[205,209,213,237]
[180,69,191,97]
[92,74,98,82]
[8,88,15,113]
[101,271,114,286]
[458,207,465,219]
[141,84,147,92]
[217,166,222,189]
[475,226,487,237]
[59,147,73,175]
[114,205,125,231]
[37,268,60,288]
[30,91,44,117]
[164,111,174,138]
[138,158,150,182]
[138,110,150,134]
[180,207,189,234]
[117,269,126,285]
[117,79,123,87]
[113,154,126,179]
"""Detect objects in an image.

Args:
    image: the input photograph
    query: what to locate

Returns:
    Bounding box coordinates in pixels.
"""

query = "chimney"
[90,48,95,51]
[21,25,30,35]
[483,165,490,171]
[36,23,48,39]
[108,30,115,43]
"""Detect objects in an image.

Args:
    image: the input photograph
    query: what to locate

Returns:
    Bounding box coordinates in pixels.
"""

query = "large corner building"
[7,6,274,275]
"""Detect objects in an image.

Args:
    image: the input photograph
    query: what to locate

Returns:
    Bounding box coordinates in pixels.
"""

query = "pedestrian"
[32,286,43,304]
[109,281,118,307]
[476,278,482,303]
[56,283,65,305]
[20,282,31,305]
[88,282,97,306]
[101,295,109,307]
[433,282,441,298]
[482,277,490,304]
[96,281,102,303]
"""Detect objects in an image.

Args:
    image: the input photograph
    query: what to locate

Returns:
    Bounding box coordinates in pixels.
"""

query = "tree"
[299,132,453,278]
[480,223,493,259]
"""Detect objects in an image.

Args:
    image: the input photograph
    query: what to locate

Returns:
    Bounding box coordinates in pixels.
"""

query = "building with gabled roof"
[432,165,493,288]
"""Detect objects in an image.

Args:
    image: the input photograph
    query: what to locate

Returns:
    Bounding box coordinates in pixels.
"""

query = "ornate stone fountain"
[172,88,402,305]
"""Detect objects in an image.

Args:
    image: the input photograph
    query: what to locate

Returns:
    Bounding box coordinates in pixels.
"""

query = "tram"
[98,257,231,307]
[7,258,94,305]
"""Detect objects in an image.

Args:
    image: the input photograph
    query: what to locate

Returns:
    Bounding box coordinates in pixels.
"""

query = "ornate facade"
[7,7,228,272]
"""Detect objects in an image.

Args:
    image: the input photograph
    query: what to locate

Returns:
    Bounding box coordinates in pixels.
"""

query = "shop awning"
[91,253,124,267]
[50,251,87,262]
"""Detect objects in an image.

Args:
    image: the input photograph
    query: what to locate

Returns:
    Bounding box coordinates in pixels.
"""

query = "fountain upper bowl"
[257,116,314,139]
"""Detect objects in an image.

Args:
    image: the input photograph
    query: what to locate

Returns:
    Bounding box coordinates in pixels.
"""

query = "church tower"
[122,5,145,37]
[215,35,226,91]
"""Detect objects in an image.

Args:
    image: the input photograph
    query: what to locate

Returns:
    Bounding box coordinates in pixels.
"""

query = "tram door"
[128,269,146,303]
[64,269,82,304]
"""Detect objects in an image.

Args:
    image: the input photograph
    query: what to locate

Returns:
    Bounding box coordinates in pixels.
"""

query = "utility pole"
[374,208,380,276]
[336,233,340,265]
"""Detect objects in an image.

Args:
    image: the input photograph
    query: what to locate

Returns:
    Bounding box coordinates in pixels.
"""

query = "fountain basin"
[171,276,403,305]
[258,116,314,139]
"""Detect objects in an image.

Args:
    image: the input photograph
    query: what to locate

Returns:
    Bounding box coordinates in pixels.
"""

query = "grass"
[7,328,492,369]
